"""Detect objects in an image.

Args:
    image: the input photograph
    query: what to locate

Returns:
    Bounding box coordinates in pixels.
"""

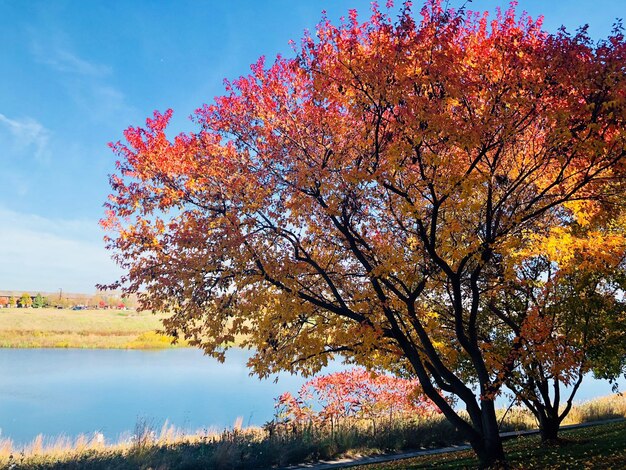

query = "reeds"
[0,415,457,469]
[562,393,626,424]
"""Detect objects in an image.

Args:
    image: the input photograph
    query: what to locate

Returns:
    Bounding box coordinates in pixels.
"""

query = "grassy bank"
[0,308,183,349]
[352,420,626,469]
[1,394,625,470]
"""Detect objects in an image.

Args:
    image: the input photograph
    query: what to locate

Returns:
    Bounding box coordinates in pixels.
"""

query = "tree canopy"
[487,211,626,441]
[19,293,32,308]
[32,293,46,308]
[275,367,438,429]
[104,1,626,466]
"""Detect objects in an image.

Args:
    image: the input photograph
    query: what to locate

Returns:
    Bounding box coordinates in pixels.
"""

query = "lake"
[0,348,343,446]
[0,348,623,446]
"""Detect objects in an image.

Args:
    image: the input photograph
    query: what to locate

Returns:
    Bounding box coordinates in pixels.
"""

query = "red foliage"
[275,368,440,425]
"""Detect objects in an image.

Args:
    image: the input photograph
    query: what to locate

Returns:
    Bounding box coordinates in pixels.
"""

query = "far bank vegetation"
[0,307,184,349]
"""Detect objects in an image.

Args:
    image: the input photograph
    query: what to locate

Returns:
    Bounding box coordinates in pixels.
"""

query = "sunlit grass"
[0,308,185,348]
[351,420,626,469]
[0,422,269,470]
[564,393,626,424]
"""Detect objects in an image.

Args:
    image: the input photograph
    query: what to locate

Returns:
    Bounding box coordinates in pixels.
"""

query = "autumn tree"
[8,296,16,308]
[275,368,439,431]
[19,293,32,308]
[103,2,626,467]
[50,296,70,309]
[486,212,626,442]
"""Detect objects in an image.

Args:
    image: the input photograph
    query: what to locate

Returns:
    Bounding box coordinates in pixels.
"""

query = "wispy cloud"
[30,41,137,125]
[31,45,111,77]
[0,113,51,163]
[74,82,136,124]
[0,207,121,293]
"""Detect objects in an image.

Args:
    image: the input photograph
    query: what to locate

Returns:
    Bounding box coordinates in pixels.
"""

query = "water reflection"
[0,348,341,445]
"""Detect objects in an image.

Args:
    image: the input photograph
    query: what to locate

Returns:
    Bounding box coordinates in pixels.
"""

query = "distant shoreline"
[0,307,185,349]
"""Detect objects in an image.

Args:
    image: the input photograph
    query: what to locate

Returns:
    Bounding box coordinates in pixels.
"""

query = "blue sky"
[1,0,624,293]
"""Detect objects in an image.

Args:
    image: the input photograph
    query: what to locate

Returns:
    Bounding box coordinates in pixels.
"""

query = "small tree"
[32,293,45,308]
[90,295,104,308]
[275,368,439,430]
[121,297,134,309]
[0,297,8,308]
[489,219,626,442]
[52,297,71,309]
[19,293,32,308]
[8,296,17,308]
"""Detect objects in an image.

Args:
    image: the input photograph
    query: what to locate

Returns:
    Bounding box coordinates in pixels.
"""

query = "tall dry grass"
[563,393,626,424]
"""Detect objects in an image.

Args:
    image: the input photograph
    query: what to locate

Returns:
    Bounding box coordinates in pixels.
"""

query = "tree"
[103,2,626,467]
[32,293,45,308]
[275,368,439,430]
[19,293,32,308]
[0,297,8,308]
[488,216,626,442]
[8,296,17,308]
[121,296,135,309]
[50,296,71,309]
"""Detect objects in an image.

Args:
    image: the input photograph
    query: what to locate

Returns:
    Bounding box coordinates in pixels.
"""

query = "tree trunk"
[405,351,509,468]
[537,413,561,443]
[471,432,507,469]
[473,400,508,469]
[418,385,508,468]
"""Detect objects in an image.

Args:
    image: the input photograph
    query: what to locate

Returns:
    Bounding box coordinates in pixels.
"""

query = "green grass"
[351,420,626,469]
[0,308,184,349]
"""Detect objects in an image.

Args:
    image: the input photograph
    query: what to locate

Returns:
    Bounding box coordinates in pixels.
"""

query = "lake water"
[0,348,343,446]
[0,348,623,446]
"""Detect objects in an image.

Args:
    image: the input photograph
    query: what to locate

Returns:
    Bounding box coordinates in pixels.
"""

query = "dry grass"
[493,393,626,431]
[563,393,626,424]
[0,420,267,469]
[496,406,538,431]
[0,308,184,348]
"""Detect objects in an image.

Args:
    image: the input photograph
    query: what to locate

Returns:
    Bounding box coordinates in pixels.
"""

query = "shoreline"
[0,307,183,349]
[1,404,625,469]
